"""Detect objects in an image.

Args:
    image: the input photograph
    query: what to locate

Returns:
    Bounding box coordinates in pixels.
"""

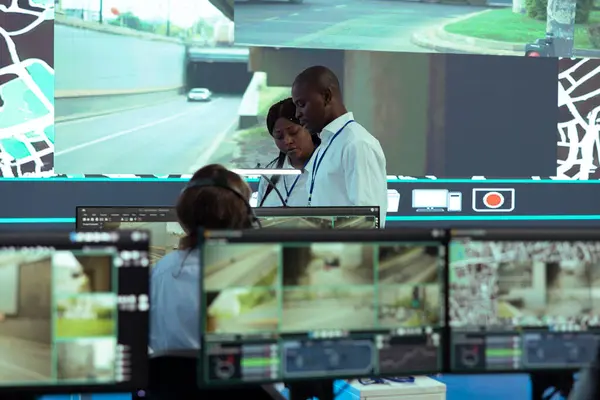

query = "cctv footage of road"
[202,242,444,335]
[282,243,375,286]
[280,286,376,332]
[0,252,53,383]
[104,221,183,265]
[206,288,279,334]
[378,245,441,284]
[204,244,280,291]
[449,240,600,327]
[257,216,378,229]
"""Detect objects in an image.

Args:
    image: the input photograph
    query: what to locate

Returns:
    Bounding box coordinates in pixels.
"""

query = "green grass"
[237,125,266,139]
[257,86,291,116]
[445,8,600,49]
[56,318,115,338]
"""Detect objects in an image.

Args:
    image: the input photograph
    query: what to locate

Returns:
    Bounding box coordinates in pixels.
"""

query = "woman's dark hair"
[259,98,321,207]
[176,164,252,249]
[265,98,321,169]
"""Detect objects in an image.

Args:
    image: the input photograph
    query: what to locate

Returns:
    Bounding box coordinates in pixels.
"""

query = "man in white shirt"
[291,65,388,224]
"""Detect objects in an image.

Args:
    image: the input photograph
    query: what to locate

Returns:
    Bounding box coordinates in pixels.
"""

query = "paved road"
[215,303,279,333]
[54,96,242,175]
[205,246,278,291]
[0,336,52,382]
[379,249,438,284]
[281,298,375,332]
[261,217,331,229]
[235,0,478,53]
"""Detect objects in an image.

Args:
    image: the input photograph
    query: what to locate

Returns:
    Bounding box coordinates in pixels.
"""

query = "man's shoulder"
[343,124,383,153]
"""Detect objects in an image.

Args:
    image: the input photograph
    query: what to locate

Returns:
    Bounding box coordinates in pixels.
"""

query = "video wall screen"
[52,44,559,177]
[234,0,595,59]
[0,231,149,393]
[199,229,447,385]
[448,229,600,373]
[3,0,599,180]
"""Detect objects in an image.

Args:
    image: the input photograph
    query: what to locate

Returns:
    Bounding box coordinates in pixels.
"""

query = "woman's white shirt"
[150,249,200,352]
[257,157,309,207]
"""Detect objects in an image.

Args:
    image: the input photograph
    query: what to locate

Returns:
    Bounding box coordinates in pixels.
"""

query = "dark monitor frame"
[447,228,600,375]
[75,206,380,230]
[198,228,448,386]
[0,231,150,395]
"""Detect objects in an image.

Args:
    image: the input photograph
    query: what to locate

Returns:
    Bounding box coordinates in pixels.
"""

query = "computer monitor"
[198,229,447,385]
[76,206,380,266]
[0,230,150,395]
[448,229,600,373]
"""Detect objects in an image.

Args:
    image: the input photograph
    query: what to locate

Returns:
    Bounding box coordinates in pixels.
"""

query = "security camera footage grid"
[0,249,120,387]
[201,239,445,382]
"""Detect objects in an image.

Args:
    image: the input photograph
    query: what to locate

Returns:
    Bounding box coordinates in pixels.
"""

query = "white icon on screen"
[411,189,461,212]
[387,189,400,212]
[447,192,463,212]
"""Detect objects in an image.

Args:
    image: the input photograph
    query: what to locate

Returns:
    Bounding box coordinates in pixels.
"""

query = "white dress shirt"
[257,157,310,207]
[150,249,200,352]
[304,112,388,224]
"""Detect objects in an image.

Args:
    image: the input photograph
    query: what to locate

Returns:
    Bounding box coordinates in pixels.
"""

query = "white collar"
[319,112,354,143]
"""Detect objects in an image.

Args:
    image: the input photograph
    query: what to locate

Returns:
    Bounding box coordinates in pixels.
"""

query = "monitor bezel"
[447,228,600,375]
[75,206,381,231]
[0,231,150,395]
[198,228,448,386]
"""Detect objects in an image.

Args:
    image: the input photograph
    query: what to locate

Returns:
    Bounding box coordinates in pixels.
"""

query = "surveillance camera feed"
[76,207,380,267]
[0,231,149,392]
[449,230,600,373]
[200,230,446,385]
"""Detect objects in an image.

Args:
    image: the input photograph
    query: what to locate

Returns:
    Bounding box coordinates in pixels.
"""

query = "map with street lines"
[0,0,54,177]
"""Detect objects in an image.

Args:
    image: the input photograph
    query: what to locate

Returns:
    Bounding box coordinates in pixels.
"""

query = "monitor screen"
[0,231,149,394]
[448,229,600,373]
[76,206,380,266]
[199,229,447,385]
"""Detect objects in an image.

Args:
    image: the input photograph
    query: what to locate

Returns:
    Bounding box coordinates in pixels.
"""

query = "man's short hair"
[293,65,341,94]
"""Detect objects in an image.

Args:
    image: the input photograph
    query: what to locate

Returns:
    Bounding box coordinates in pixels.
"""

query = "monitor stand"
[286,379,335,400]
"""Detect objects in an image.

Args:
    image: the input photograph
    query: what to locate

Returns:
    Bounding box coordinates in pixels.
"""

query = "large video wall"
[0,0,599,225]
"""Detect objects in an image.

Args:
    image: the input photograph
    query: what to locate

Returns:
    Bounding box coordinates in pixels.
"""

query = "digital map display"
[0,0,54,177]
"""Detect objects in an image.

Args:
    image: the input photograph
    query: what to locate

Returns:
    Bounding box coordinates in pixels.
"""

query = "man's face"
[292,82,327,134]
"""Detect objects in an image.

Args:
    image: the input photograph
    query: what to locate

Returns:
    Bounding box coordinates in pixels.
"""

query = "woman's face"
[272,117,315,162]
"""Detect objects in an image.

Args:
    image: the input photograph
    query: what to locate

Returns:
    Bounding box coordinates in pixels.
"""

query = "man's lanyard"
[307,120,355,206]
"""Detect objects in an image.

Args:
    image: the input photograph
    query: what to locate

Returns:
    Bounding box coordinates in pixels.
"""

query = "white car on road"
[187,88,212,102]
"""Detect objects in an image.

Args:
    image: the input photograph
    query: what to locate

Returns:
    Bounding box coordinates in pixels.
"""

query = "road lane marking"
[189,117,239,173]
[335,4,347,8]
[265,16,279,21]
[54,102,221,156]
[290,12,299,16]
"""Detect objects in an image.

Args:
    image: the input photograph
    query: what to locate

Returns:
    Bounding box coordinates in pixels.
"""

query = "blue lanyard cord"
[283,174,302,204]
[308,119,355,205]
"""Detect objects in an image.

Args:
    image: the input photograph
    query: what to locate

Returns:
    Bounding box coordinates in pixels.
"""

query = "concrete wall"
[54,20,187,119]
[343,51,430,176]
[1,258,52,344]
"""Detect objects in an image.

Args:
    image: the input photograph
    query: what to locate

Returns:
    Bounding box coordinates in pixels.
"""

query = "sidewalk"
[411,10,600,57]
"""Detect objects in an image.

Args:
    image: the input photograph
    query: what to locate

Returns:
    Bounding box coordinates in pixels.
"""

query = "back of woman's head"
[176,164,252,249]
